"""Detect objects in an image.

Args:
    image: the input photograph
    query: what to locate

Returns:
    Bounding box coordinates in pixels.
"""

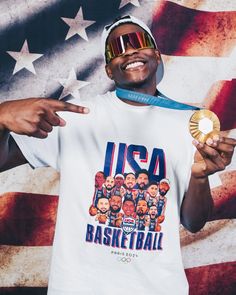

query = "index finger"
[47,99,90,114]
[219,136,236,146]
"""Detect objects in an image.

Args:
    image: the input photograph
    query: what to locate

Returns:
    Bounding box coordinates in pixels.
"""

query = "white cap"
[160,178,170,186]
[101,15,164,84]
[115,173,125,179]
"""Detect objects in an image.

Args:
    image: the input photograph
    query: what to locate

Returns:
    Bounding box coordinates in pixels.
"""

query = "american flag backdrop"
[0,0,236,294]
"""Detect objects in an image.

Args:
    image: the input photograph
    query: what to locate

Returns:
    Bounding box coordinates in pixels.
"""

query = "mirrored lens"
[105,31,155,63]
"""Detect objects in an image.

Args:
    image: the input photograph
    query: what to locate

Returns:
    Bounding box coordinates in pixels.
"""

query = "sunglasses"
[105,31,156,63]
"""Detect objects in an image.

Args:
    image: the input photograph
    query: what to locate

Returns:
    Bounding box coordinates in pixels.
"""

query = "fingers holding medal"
[189,109,236,177]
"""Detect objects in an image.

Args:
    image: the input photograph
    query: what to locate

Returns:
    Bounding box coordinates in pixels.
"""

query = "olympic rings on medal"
[117,257,132,264]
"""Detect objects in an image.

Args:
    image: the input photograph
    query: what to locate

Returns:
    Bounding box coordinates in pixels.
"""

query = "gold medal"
[189,109,220,143]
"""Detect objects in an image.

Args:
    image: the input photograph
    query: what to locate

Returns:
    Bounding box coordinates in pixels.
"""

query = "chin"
[117,72,148,87]
[122,78,148,89]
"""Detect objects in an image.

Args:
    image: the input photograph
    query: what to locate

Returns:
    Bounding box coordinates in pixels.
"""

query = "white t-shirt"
[12,91,195,295]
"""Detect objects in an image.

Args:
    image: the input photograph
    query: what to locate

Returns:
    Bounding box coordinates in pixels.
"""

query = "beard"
[124,183,134,190]
[137,183,147,190]
[159,189,167,196]
[110,206,121,214]
[150,214,157,219]
[99,208,108,214]
[105,186,114,191]
[137,209,145,217]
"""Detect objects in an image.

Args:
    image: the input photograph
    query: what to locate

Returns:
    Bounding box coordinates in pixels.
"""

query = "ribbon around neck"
[116,88,202,111]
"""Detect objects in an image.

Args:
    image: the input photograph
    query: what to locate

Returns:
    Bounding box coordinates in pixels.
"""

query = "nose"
[123,42,139,56]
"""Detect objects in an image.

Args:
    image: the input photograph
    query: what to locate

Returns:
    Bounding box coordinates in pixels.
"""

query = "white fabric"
[12,91,195,295]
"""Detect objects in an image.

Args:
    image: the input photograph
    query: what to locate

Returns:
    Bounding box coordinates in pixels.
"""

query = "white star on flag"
[61,7,96,41]
[119,0,140,9]
[6,40,43,75]
[58,68,90,100]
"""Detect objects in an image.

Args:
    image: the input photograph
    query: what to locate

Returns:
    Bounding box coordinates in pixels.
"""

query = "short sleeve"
[11,127,59,170]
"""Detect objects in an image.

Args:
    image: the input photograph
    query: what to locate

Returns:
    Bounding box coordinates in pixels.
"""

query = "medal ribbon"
[116,88,202,110]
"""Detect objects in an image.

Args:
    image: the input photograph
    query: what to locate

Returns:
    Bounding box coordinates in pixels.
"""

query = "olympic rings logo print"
[117,257,132,264]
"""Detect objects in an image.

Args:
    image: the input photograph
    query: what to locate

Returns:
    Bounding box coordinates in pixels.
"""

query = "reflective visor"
[105,31,156,63]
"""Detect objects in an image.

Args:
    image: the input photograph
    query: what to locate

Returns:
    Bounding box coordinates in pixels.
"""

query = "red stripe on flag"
[208,80,236,131]
[0,262,235,294]
[0,192,58,246]
[210,171,236,220]
[185,261,236,295]
[0,287,47,294]
[152,1,236,56]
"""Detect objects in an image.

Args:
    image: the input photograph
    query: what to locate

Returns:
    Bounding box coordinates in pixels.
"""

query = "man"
[121,172,136,201]
[0,15,235,295]
[122,199,136,218]
[92,171,106,206]
[107,194,122,227]
[147,204,160,232]
[112,173,124,195]
[156,178,170,221]
[158,178,170,197]
[95,171,106,189]
[133,168,149,204]
[95,196,110,224]
[145,181,159,207]
[136,199,149,231]
[116,199,137,229]
[114,173,124,188]
[102,175,115,198]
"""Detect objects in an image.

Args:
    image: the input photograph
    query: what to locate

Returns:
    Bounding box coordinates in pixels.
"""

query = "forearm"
[181,175,214,233]
[0,125,11,170]
[0,106,27,172]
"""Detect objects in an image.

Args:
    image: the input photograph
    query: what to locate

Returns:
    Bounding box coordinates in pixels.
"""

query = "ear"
[154,49,161,64]
[105,64,114,80]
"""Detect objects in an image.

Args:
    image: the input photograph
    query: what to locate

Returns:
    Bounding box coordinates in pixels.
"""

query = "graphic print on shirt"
[86,142,170,251]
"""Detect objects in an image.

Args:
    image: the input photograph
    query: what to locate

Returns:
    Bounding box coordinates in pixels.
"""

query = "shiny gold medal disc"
[189,109,220,143]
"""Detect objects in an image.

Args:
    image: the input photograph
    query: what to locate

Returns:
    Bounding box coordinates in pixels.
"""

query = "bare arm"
[181,136,236,233]
[0,98,89,172]
[0,129,27,172]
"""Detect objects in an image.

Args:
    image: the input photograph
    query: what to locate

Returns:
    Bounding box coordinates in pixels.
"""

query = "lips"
[122,58,146,71]
[125,61,144,70]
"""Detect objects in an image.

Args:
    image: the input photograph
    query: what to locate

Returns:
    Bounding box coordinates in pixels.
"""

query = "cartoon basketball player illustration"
[122,199,136,218]
[95,197,110,224]
[92,171,106,207]
[112,174,125,196]
[136,199,149,231]
[89,204,97,216]
[157,178,170,224]
[121,172,136,201]
[115,199,137,229]
[119,199,137,234]
[145,182,159,207]
[108,194,122,227]
[147,205,161,232]
[134,169,149,204]
[103,175,115,199]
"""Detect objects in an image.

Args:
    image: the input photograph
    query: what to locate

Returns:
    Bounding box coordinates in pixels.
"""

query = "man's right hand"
[0,98,89,138]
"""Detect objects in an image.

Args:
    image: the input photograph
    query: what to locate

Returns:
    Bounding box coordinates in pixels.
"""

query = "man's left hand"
[192,135,236,178]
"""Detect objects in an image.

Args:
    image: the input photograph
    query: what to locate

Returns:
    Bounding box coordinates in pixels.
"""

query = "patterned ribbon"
[116,88,202,110]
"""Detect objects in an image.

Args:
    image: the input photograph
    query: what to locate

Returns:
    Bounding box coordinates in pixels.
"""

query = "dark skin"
[0,98,89,171]
[105,24,236,232]
[105,24,161,105]
[0,23,235,233]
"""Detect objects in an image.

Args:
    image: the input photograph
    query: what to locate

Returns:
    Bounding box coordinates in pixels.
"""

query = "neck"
[116,83,157,106]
